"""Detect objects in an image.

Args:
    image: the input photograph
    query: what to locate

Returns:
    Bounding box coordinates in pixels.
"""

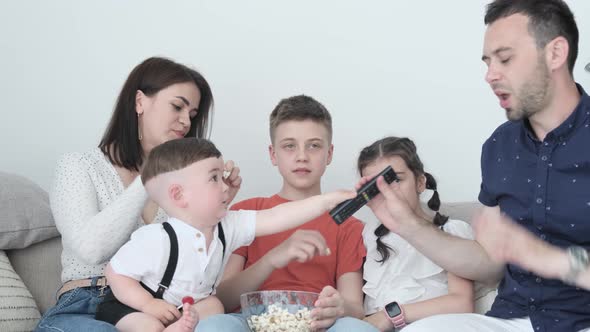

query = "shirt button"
[541,156,548,161]
[198,248,204,253]
[530,305,536,311]
[536,198,543,204]
[196,233,202,238]
[536,277,542,283]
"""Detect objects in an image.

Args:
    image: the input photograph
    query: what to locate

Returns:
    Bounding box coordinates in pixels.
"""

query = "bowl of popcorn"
[240,290,319,332]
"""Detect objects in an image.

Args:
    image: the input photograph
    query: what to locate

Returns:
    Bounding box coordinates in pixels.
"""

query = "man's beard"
[507,56,551,121]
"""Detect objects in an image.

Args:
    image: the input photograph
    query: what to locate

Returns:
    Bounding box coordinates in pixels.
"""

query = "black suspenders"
[151,221,226,299]
[154,222,180,298]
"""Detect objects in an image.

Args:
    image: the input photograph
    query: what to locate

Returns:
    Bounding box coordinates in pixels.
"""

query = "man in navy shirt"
[369,1,590,331]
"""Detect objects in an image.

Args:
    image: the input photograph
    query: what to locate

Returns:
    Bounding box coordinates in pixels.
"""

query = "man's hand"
[356,176,421,236]
[265,230,330,269]
[310,286,345,331]
[474,206,546,272]
[140,298,181,325]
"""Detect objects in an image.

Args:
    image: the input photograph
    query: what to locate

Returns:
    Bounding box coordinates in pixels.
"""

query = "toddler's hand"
[141,298,181,325]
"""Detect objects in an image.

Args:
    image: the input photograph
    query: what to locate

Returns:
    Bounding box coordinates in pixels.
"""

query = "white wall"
[1,1,589,204]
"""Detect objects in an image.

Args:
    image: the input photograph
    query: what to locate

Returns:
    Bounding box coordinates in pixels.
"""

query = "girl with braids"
[356,137,474,331]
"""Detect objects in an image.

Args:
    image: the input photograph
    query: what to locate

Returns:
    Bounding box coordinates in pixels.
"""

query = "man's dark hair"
[484,0,579,75]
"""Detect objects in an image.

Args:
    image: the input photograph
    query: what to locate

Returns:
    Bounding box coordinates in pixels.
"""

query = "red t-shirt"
[230,195,366,293]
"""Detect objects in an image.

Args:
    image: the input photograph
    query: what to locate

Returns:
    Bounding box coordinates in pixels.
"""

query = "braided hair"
[357,137,448,264]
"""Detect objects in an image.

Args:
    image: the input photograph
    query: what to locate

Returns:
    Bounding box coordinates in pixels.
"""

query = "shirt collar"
[167,217,219,239]
[523,83,590,143]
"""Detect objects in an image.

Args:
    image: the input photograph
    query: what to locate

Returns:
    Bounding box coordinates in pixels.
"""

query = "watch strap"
[564,246,590,284]
[383,304,406,329]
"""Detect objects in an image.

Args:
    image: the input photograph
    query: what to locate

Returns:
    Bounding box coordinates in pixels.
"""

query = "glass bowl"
[240,290,319,332]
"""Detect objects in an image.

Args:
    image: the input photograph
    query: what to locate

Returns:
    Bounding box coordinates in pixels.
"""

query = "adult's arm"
[370,177,504,284]
[51,153,148,265]
[475,206,590,290]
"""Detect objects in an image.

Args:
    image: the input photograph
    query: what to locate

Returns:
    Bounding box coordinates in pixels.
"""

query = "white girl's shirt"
[110,212,256,306]
[362,218,473,315]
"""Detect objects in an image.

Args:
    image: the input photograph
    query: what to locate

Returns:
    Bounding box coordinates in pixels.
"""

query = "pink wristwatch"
[383,301,406,329]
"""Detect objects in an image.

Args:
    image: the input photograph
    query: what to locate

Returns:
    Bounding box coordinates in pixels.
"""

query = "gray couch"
[7,237,62,314]
[1,172,61,331]
[1,172,496,325]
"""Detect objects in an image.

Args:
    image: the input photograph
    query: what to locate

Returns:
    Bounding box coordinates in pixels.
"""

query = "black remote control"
[330,165,398,224]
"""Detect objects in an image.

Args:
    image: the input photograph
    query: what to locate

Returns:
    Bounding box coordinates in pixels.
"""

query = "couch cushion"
[440,201,483,225]
[0,250,41,331]
[440,201,498,314]
[0,172,59,249]
[7,237,62,314]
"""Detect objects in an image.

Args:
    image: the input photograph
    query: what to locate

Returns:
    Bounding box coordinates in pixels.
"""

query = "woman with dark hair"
[356,137,474,331]
[35,57,242,331]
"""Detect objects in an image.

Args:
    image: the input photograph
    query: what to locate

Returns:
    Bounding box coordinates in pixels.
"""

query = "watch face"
[385,301,402,317]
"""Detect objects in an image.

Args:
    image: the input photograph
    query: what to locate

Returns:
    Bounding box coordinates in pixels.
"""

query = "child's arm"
[402,272,474,323]
[254,190,355,236]
[364,272,474,330]
[105,263,181,325]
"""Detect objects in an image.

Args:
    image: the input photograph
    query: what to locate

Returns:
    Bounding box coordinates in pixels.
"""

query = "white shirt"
[362,218,473,315]
[110,211,256,306]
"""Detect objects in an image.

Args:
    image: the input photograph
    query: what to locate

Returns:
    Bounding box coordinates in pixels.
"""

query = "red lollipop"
[182,296,194,305]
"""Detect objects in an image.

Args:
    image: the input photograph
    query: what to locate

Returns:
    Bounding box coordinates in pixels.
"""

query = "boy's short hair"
[269,95,332,143]
[141,138,221,184]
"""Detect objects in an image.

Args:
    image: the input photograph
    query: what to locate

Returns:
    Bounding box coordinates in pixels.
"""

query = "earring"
[137,114,143,141]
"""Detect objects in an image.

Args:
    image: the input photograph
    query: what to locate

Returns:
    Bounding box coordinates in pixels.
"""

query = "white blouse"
[362,218,473,314]
[50,147,168,283]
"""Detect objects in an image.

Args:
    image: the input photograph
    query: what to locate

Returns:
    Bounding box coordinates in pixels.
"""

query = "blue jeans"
[196,313,379,332]
[35,277,117,332]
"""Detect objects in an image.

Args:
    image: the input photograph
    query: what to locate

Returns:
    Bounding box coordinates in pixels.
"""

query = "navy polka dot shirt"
[479,84,590,332]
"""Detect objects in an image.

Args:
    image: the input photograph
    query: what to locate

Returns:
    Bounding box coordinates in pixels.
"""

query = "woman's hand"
[223,160,242,204]
[310,286,345,331]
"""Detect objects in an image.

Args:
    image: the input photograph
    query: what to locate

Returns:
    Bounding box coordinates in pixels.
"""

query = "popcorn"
[246,304,313,332]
